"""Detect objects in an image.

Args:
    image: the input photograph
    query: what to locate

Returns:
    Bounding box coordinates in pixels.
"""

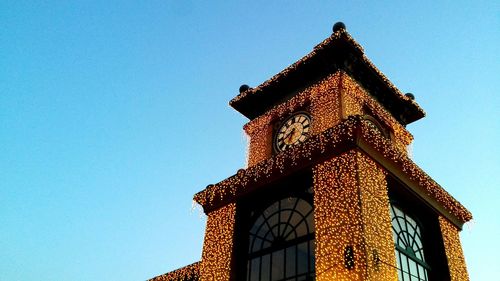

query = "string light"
[152,29,471,281]
[439,217,470,281]
[230,29,424,121]
[313,150,398,280]
[193,116,471,279]
[148,262,200,281]
[194,116,471,223]
[243,70,413,168]
[199,203,236,281]
[230,29,364,105]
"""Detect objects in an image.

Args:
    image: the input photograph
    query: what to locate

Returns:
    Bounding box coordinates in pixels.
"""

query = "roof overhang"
[229,29,425,126]
[194,116,471,229]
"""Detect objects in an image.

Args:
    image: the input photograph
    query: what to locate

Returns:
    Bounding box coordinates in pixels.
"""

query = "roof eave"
[193,116,471,227]
[229,30,425,126]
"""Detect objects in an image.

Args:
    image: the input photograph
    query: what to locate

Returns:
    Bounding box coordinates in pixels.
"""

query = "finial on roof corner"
[333,22,346,33]
[239,84,250,93]
[405,93,415,100]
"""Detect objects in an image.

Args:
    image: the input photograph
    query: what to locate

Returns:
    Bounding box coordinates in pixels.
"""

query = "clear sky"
[1,1,498,280]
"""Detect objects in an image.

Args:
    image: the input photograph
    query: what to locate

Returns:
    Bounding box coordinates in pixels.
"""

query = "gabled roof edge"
[229,28,426,125]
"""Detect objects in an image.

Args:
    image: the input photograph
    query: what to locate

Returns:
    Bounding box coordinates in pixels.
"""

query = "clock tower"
[150,22,471,281]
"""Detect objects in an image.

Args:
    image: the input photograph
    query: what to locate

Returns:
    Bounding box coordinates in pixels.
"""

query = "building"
[150,22,471,281]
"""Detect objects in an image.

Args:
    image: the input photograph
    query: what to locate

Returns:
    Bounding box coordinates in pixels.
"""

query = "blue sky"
[1,1,498,280]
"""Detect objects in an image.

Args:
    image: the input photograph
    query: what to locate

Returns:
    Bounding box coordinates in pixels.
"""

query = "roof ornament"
[333,21,346,33]
[239,84,250,93]
[405,93,415,100]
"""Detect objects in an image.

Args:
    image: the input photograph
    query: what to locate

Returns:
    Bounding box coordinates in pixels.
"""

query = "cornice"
[194,116,472,228]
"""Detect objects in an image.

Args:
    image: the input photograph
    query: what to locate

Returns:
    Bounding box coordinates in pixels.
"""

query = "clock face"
[274,112,311,152]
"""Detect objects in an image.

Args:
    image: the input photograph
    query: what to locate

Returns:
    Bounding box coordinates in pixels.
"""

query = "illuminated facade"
[150,23,471,281]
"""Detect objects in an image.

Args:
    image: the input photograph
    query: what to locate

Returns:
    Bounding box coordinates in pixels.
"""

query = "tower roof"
[230,27,425,126]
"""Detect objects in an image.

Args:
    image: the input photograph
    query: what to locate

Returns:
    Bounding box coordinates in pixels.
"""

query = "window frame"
[390,202,430,281]
[235,171,316,281]
[387,175,451,281]
[246,197,315,281]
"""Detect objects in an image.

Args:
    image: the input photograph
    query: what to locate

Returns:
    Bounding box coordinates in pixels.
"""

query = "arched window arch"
[390,204,429,281]
[247,197,315,281]
[362,114,390,139]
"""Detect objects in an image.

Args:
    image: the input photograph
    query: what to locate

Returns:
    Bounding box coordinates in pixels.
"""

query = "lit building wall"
[339,73,413,155]
[313,151,365,280]
[439,216,470,281]
[151,27,472,281]
[357,152,398,280]
[244,70,414,169]
[313,150,398,280]
[244,72,343,167]
[200,203,237,281]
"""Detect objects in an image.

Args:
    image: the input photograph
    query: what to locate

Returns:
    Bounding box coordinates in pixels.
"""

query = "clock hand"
[284,127,296,142]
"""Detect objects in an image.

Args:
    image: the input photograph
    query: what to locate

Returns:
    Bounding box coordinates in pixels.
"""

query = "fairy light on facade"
[199,203,236,281]
[150,23,472,281]
[439,216,470,281]
[149,262,200,281]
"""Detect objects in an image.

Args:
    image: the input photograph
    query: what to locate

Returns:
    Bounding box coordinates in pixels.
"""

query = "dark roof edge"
[229,29,425,125]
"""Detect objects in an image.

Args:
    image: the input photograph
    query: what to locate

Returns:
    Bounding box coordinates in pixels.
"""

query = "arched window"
[247,197,315,281]
[390,204,429,281]
[362,114,390,139]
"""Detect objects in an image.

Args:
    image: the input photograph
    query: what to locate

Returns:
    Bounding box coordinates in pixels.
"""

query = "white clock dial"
[274,112,311,152]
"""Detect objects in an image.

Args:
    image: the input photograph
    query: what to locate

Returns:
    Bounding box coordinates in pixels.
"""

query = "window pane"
[409,259,418,281]
[247,197,315,281]
[297,242,308,275]
[390,204,428,281]
[407,224,416,237]
[280,210,292,223]
[271,223,280,239]
[280,210,293,236]
[296,200,312,215]
[269,216,279,237]
[250,258,260,281]
[407,216,417,228]
[289,212,302,229]
[262,240,271,250]
[401,253,409,275]
[261,254,270,281]
[286,246,296,278]
[264,231,274,244]
[398,217,408,233]
[251,237,262,253]
[283,224,295,241]
[271,249,284,280]
[252,215,266,235]
[296,221,308,237]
